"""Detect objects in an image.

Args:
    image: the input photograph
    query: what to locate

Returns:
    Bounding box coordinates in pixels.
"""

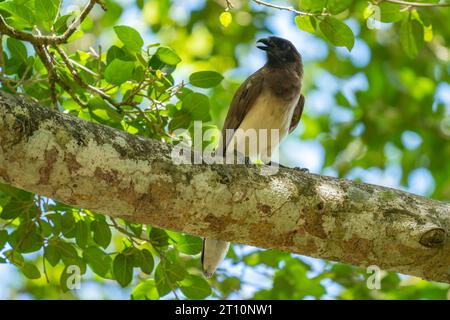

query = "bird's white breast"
[227,89,300,163]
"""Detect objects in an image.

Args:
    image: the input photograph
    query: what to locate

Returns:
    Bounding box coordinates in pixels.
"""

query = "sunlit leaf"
[400,18,424,58]
[180,275,211,299]
[219,11,232,27]
[295,15,316,33]
[113,253,133,287]
[319,17,355,50]
[189,71,224,88]
[114,25,144,52]
[104,59,135,85]
[155,46,181,65]
[131,280,159,300]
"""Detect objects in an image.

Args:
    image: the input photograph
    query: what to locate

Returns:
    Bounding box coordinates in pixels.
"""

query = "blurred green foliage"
[0,0,449,300]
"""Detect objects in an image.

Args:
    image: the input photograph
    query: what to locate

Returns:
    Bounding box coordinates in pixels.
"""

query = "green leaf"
[169,110,191,131]
[319,17,355,50]
[219,11,232,28]
[0,230,8,249]
[6,38,27,62]
[106,45,136,64]
[150,228,169,247]
[154,263,172,297]
[104,59,135,85]
[61,212,76,237]
[327,0,353,14]
[83,246,111,277]
[155,46,181,65]
[55,240,78,260]
[379,2,403,23]
[75,220,89,248]
[114,25,144,52]
[295,15,316,33]
[44,244,61,267]
[189,71,224,88]
[60,265,81,292]
[136,0,144,9]
[113,253,133,287]
[300,0,327,12]
[131,280,159,300]
[4,250,24,267]
[166,262,186,282]
[180,275,211,299]
[177,235,203,255]
[0,2,34,29]
[91,220,112,249]
[1,199,26,219]
[34,0,60,31]
[54,13,73,34]
[243,250,289,268]
[182,92,211,121]
[21,263,41,279]
[400,18,424,58]
[88,97,123,125]
[138,249,154,274]
[39,220,53,237]
[13,223,43,253]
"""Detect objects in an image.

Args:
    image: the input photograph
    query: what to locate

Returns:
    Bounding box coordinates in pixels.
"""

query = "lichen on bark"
[1,91,450,283]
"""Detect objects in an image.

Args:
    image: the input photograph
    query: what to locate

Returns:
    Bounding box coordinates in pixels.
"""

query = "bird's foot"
[266,161,288,169]
[294,167,309,173]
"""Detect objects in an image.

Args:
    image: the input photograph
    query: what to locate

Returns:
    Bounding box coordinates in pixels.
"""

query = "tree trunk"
[1,91,449,283]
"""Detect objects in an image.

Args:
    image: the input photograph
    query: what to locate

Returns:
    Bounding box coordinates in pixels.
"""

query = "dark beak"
[256,38,271,51]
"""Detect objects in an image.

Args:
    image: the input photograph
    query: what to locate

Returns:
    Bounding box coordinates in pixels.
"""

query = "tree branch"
[1,91,450,283]
[248,0,450,16]
[0,0,103,46]
[251,0,330,16]
[381,0,450,8]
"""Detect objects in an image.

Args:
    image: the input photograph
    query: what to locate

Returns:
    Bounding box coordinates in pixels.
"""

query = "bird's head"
[257,36,301,66]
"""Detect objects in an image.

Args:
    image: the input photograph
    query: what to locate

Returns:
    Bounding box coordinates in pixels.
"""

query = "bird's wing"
[220,71,265,152]
[289,94,305,134]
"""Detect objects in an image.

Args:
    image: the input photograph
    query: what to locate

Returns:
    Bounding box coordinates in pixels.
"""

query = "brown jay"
[202,36,305,277]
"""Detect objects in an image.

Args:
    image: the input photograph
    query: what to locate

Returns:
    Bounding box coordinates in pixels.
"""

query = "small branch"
[0,33,18,93]
[34,44,87,108]
[251,0,330,16]
[250,0,450,16]
[0,0,103,46]
[381,0,450,7]
[34,44,58,110]
[49,73,58,110]
[53,46,120,109]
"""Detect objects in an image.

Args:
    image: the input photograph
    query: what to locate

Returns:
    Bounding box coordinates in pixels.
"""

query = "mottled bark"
[1,91,450,283]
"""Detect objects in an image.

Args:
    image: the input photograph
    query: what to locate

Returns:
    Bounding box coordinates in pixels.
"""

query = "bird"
[201,36,305,278]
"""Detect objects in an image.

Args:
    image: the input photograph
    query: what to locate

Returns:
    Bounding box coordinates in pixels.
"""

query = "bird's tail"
[201,238,230,278]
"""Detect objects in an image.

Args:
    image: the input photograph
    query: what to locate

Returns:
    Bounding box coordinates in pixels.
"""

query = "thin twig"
[251,0,330,16]
[34,44,87,108]
[35,44,58,110]
[53,46,123,111]
[0,33,18,93]
[49,73,58,110]
[381,0,450,7]
[0,0,103,46]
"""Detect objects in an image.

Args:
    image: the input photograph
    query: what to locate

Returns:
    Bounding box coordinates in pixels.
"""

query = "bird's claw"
[294,167,309,173]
